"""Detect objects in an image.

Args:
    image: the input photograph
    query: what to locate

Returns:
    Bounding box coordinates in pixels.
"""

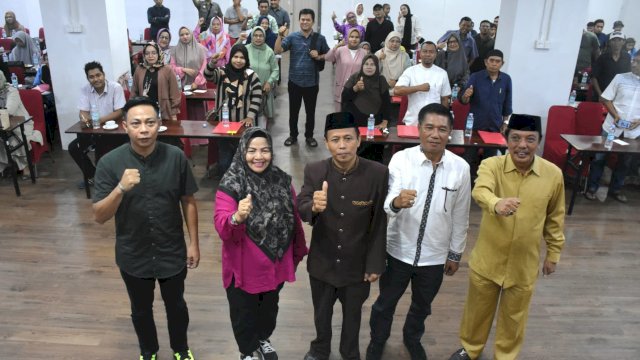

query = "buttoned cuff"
[447,250,462,262]
[389,200,401,213]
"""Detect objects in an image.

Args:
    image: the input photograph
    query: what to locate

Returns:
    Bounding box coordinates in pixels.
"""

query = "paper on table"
[213,122,243,134]
[613,139,629,146]
[478,130,507,145]
[193,89,207,93]
[397,125,419,138]
[358,127,382,137]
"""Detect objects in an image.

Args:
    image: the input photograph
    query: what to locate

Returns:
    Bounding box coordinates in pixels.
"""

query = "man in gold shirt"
[449,114,565,360]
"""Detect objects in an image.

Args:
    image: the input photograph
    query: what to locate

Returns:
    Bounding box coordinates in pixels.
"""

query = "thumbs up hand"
[235,194,254,223]
[354,76,365,92]
[463,85,474,100]
[312,181,328,213]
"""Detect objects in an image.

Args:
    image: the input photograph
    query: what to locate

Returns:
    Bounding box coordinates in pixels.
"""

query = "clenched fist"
[353,76,365,92]
[494,197,520,217]
[235,194,253,223]
[393,189,417,209]
[120,169,141,192]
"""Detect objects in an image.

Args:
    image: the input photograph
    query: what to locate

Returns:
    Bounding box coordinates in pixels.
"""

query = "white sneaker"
[258,339,277,360]
[239,351,262,360]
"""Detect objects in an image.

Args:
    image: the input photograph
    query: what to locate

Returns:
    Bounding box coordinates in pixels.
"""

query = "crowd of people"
[1,2,639,360]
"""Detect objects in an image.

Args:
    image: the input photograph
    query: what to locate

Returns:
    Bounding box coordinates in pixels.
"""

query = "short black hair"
[485,49,504,60]
[373,4,383,11]
[594,19,604,26]
[490,23,497,29]
[460,16,472,24]
[418,103,453,129]
[587,21,595,27]
[258,0,268,5]
[383,3,390,8]
[123,96,159,119]
[421,41,437,51]
[298,8,315,22]
[480,20,491,26]
[84,61,104,77]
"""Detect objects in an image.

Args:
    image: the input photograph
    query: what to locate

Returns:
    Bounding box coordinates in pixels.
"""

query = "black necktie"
[413,164,438,266]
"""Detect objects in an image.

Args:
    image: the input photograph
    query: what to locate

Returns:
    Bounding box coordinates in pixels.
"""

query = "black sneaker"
[303,352,320,360]
[305,137,318,147]
[258,339,277,360]
[174,349,195,360]
[448,347,471,360]
[365,341,384,360]
[404,340,427,360]
[284,137,297,146]
[139,354,156,360]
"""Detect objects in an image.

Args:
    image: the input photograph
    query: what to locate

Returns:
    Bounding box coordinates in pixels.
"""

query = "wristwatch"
[230,213,239,225]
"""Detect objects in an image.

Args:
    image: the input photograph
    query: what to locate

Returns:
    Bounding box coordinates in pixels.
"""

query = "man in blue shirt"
[460,49,512,159]
[438,17,479,65]
[594,19,607,51]
[275,8,329,147]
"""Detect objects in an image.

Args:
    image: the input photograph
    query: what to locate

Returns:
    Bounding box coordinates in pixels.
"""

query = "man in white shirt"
[394,42,451,126]
[247,0,278,33]
[366,103,471,360]
[585,51,640,203]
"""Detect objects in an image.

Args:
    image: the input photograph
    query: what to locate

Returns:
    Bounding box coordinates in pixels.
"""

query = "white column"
[497,0,588,137]
[39,0,130,149]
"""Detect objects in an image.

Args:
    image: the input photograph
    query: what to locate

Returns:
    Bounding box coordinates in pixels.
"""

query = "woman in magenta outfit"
[214,127,308,360]
[324,27,367,111]
[194,16,230,66]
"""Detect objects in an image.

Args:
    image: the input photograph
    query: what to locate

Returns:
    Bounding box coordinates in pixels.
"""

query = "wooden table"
[362,128,507,148]
[561,134,640,215]
[1,116,36,196]
[65,119,243,198]
[185,89,216,102]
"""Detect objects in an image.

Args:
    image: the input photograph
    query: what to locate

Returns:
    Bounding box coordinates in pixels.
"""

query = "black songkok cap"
[324,112,357,136]
[508,114,542,136]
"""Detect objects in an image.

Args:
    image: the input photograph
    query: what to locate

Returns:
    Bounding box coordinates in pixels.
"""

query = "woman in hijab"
[156,28,172,65]
[204,43,262,175]
[214,127,307,360]
[194,16,230,67]
[171,27,207,91]
[434,32,470,89]
[0,72,43,176]
[359,41,371,54]
[341,54,390,162]
[324,27,367,111]
[132,42,181,121]
[332,10,365,42]
[246,26,279,126]
[246,16,277,50]
[9,31,40,65]
[376,31,411,93]
[3,11,25,38]
[355,3,368,27]
[395,4,422,58]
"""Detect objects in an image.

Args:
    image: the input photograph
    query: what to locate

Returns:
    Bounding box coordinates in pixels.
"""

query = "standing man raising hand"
[298,112,389,360]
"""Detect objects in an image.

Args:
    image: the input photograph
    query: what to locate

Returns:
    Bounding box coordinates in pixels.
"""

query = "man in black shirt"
[469,20,495,73]
[592,32,630,101]
[365,4,394,53]
[93,97,199,360]
[147,0,171,40]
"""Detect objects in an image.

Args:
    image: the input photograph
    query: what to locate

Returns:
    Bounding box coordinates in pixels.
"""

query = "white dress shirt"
[601,72,640,139]
[396,64,451,125]
[384,146,471,266]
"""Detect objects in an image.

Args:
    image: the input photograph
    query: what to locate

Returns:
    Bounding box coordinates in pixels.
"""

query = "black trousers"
[288,81,319,139]
[120,267,189,355]
[226,278,284,355]
[68,136,96,179]
[369,255,444,345]
[309,275,371,360]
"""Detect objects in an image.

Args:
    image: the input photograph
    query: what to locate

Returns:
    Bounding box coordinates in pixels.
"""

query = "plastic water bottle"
[366,114,375,140]
[222,102,230,127]
[90,104,100,129]
[176,75,182,90]
[451,83,459,100]
[604,123,615,150]
[464,113,474,138]
[127,72,133,90]
[2,50,8,63]
[11,73,18,88]
[581,71,588,85]
[569,90,577,105]
[32,53,39,68]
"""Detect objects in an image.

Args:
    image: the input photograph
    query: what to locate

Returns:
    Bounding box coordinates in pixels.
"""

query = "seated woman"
[204,43,262,175]
[434,32,469,90]
[194,16,230,67]
[0,72,43,177]
[156,28,172,65]
[341,54,390,162]
[324,27,367,111]
[214,127,307,360]
[131,42,181,121]
[33,49,52,92]
[246,16,277,49]
[3,11,25,38]
[376,31,411,93]
[246,26,279,127]
[9,31,40,65]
